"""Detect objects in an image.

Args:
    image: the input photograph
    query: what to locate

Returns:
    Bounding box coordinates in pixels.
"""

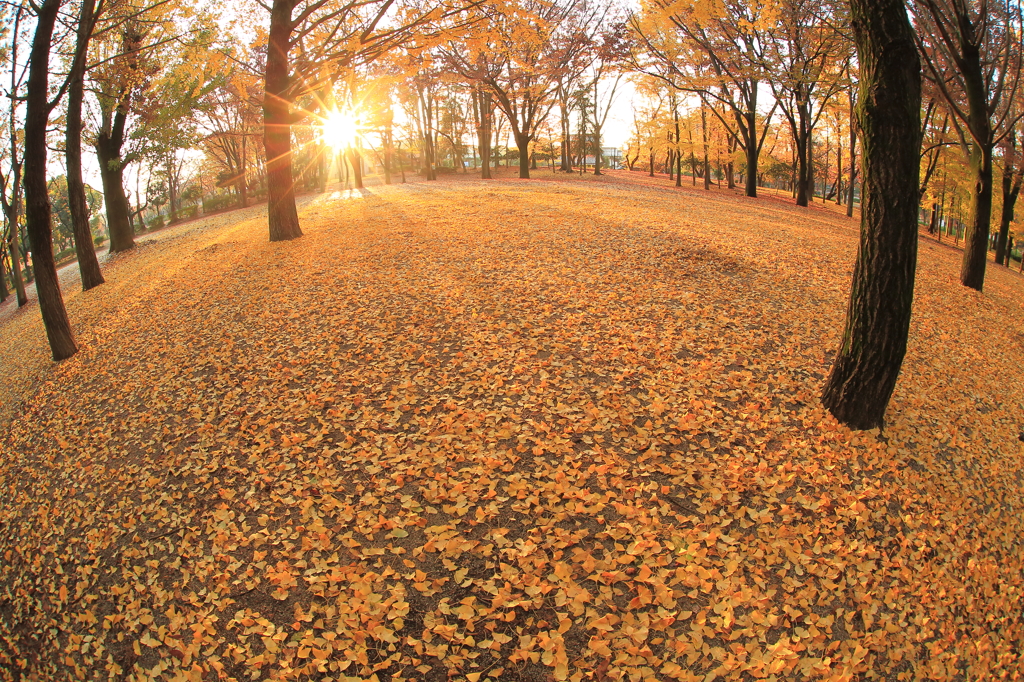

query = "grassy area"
[1,171,1022,680]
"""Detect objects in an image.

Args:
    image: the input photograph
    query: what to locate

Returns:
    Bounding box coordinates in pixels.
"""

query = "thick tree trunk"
[347,147,364,189]
[959,42,994,290]
[96,108,136,252]
[961,144,993,288]
[66,0,103,290]
[745,132,758,197]
[821,0,921,429]
[516,132,530,179]
[24,0,77,360]
[263,0,302,242]
[96,139,134,252]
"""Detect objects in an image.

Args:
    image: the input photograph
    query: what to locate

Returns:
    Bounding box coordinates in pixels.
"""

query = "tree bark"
[0,248,8,301]
[9,228,27,306]
[25,0,77,360]
[516,132,530,179]
[701,104,711,191]
[957,39,994,290]
[347,147,364,189]
[745,126,758,197]
[263,0,302,242]
[477,90,492,179]
[821,0,921,429]
[65,0,103,290]
[97,107,136,253]
[996,160,1021,265]
[961,143,993,288]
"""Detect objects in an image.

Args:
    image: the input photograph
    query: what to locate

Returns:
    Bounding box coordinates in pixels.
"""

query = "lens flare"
[321,110,360,150]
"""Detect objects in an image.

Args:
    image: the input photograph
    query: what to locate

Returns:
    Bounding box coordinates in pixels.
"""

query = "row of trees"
[0,0,1019,428]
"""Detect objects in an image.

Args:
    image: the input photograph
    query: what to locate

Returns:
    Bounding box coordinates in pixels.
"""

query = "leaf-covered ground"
[2,172,1023,681]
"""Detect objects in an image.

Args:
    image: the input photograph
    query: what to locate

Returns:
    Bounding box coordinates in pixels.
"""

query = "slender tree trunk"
[996,164,1020,265]
[701,104,711,191]
[168,168,179,222]
[479,91,492,179]
[65,0,103,290]
[9,227,27,306]
[0,248,7,302]
[263,0,302,242]
[847,104,857,218]
[559,90,572,172]
[821,0,921,429]
[25,0,77,360]
[384,116,394,184]
[727,135,735,189]
[835,139,843,205]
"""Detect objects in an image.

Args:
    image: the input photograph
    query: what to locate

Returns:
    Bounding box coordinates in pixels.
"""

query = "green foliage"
[47,176,104,253]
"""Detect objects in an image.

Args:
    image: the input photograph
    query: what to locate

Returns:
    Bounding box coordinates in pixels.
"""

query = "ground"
[1,171,1022,681]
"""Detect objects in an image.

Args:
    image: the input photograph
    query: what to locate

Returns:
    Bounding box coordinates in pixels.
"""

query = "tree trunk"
[959,41,994,290]
[24,0,77,360]
[559,94,572,172]
[847,88,857,217]
[745,129,758,197]
[961,144,993,288]
[97,112,136,253]
[835,139,843,205]
[65,0,103,291]
[794,103,814,206]
[384,113,394,184]
[701,104,711,191]
[348,147,364,189]
[996,164,1020,265]
[9,228,27,306]
[516,132,530,179]
[821,0,921,429]
[263,0,302,242]
[0,248,7,302]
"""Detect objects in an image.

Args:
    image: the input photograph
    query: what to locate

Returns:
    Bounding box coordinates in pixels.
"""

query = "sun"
[321,110,360,150]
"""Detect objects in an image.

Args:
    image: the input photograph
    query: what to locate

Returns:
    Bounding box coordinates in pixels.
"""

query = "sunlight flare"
[320,110,360,150]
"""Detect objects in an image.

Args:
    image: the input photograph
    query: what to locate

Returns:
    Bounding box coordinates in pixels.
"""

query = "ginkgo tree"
[258,0,480,242]
[912,0,1024,291]
[90,0,220,254]
[822,0,921,428]
[629,0,779,198]
[441,0,589,181]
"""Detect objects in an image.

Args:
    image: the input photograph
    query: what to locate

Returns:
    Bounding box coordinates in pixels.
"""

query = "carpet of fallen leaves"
[2,171,1023,681]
